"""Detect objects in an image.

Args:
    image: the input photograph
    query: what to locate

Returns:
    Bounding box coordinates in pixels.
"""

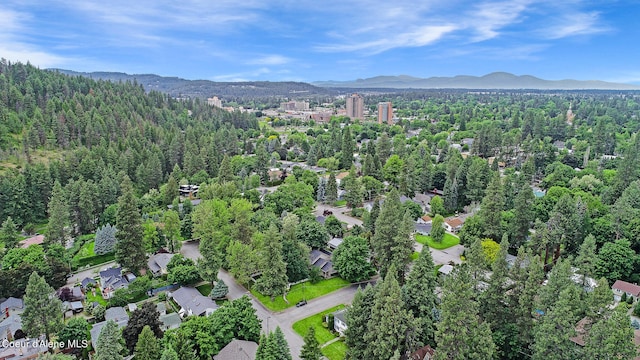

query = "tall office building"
[346,93,364,119]
[378,102,393,124]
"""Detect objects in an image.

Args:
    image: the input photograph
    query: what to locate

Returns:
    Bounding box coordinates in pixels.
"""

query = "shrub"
[158,292,167,301]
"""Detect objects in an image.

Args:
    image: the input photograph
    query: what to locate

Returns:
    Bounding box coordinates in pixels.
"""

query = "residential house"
[147,253,175,277]
[0,298,23,320]
[63,301,84,314]
[335,172,350,187]
[156,302,167,316]
[612,280,640,302]
[328,238,343,250]
[179,184,199,198]
[166,199,201,211]
[333,309,348,336]
[414,223,432,236]
[159,313,182,331]
[0,337,49,359]
[169,287,218,318]
[90,307,129,348]
[417,215,432,224]
[0,314,22,342]
[410,345,436,360]
[81,277,96,290]
[213,339,258,360]
[99,267,131,299]
[438,264,454,277]
[19,235,44,249]
[309,249,337,279]
[413,193,432,210]
[444,218,464,233]
[315,215,326,224]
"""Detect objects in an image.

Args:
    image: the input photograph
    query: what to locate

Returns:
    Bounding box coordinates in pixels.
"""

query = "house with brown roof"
[444,218,464,233]
[19,234,44,248]
[612,280,640,302]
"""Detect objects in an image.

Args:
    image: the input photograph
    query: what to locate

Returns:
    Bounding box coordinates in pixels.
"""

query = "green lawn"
[411,251,420,261]
[415,233,460,250]
[322,340,347,360]
[74,241,96,259]
[196,284,212,296]
[293,305,346,344]
[86,290,107,307]
[333,200,347,207]
[252,277,350,312]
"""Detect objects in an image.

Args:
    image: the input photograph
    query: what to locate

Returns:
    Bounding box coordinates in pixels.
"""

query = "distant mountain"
[313,72,640,90]
[49,69,334,98]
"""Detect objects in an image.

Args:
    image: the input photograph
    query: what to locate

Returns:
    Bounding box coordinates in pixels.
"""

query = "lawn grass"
[252,277,350,312]
[333,200,347,207]
[411,251,420,261]
[196,284,212,296]
[86,290,108,307]
[292,304,346,344]
[74,241,95,259]
[322,340,347,360]
[415,233,460,250]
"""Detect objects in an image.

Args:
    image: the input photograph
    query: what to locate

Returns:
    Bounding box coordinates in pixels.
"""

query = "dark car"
[296,300,307,307]
[323,210,333,216]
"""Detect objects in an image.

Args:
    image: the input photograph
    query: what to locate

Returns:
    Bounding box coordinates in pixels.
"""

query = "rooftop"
[170,287,218,317]
[213,339,258,360]
[612,280,640,296]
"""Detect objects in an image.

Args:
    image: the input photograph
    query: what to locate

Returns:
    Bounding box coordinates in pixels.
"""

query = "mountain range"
[312,72,640,90]
[50,70,639,98]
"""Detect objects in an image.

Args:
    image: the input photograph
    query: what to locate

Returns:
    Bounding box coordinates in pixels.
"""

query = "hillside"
[313,72,640,90]
[51,69,334,98]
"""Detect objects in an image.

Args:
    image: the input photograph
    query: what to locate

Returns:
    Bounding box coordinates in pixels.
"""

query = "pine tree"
[435,266,496,360]
[95,320,124,360]
[478,173,504,240]
[217,154,234,183]
[443,177,458,213]
[364,266,415,360]
[585,306,638,359]
[160,345,179,360]
[210,280,229,299]
[46,180,69,246]
[430,214,445,243]
[163,210,182,253]
[364,200,380,235]
[135,326,160,360]
[257,327,292,360]
[300,326,322,360]
[94,223,117,255]
[0,216,19,249]
[511,184,534,248]
[22,272,64,340]
[586,277,613,323]
[345,285,377,360]
[402,244,438,346]
[326,173,338,203]
[391,212,415,282]
[316,177,326,202]
[532,288,580,360]
[344,177,363,208]
[481,234,510,327]
[372,189,404,278]
[172,330,196,360]
[515,254,544,351]
[575,234,597,287]
[255,224,288,300]
[340,127,354,169]
[115,176,146,273]
[537,258,574,314]
[163,174,179,205]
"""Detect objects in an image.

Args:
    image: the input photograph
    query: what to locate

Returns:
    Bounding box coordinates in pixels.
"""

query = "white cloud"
[467,0,533,41]
[543,11,609,39]
[246,55,292,66]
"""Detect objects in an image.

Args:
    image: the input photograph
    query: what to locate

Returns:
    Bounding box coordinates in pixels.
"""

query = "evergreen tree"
[172,329,196,360]
[217,154,234,183]
[163,174,179,205]
[160,345,179,360]
[300,327,322,360]
[94,223,117,255]
[0,216,19,249]
[255,225,288,300]
[135,326,160,360]
[430,214,445,243]
[478,173,504,240]
[364,266,415,360]
[345,285,377,360]
[586,277,613,323]
[316,177,326,202]
[435,266,496,360]
[22,272,64,340]
[575,234,597,287]
[340,127,354,169]
[163,210,182,253]
[372,189,406,279]
[344,177,363,208]
[326,173,338,203]
[402,243,438,346]
[95,320,125,360]
[115,176,146,273]
[585,306,638,359]
[481,234,510,327]
[511,184,534,248]
[257,327,292,360]
[537,258,574,314]
[443,177,458,213]
[363,200,380,235]
[46,180,69,246]
[391,212,415,282]
[210,280,229,299]
[532,288,579,360]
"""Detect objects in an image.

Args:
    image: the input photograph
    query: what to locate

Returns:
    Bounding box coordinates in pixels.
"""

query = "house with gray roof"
[99,267,130,299]
[147,253,175,277]
[414,223,432,236]
[0,314,22,341]
[309,249,337,279]
[159,312,182,331]
[0,297,23,319]
[328,237,343,250]
[90,307,129,349]
[169,287,218,318]
[333,309,347,336]
[214,339,258,360]
[0,337,48,359]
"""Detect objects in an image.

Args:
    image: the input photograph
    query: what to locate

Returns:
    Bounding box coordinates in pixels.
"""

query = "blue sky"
[1,0,639,83]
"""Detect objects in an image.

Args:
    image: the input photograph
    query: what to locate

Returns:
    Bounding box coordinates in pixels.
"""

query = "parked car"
[296,300,307,307]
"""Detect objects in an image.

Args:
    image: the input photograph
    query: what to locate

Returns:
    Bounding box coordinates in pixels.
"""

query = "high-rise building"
[207,96,223,108]
[378,102,393,124]
[346,93,364,119]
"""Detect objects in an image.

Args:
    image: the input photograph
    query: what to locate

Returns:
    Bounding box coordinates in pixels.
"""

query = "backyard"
[251,277,350,312]
[415,233,460,250]
[293,305,347,360]
[71,238,115,269]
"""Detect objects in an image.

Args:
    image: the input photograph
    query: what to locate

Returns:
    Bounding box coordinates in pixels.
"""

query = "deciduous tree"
[333,236,373,282]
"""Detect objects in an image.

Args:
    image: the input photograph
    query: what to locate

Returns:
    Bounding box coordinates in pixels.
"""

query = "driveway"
[65,261,117,286]
[314,204,363,228]
[414,242,464,265]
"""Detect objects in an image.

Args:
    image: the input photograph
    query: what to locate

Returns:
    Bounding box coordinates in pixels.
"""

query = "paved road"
[314,204,363,228]
[181,241,357,360]
[66,261,118,286]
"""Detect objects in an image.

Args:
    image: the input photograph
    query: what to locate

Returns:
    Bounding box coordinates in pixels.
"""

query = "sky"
[1,0,639,83]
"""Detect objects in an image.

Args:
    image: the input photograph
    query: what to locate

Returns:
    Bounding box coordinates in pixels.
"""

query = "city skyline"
[1,1,639,84]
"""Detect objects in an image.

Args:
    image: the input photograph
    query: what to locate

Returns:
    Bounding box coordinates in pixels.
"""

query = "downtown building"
[346,93,364,120]
[378,101,393,124]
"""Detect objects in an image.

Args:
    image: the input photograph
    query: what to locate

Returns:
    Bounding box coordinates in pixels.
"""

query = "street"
[314,204,363,228]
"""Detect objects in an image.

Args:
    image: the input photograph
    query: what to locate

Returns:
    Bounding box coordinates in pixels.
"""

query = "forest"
[1,60,640,359]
